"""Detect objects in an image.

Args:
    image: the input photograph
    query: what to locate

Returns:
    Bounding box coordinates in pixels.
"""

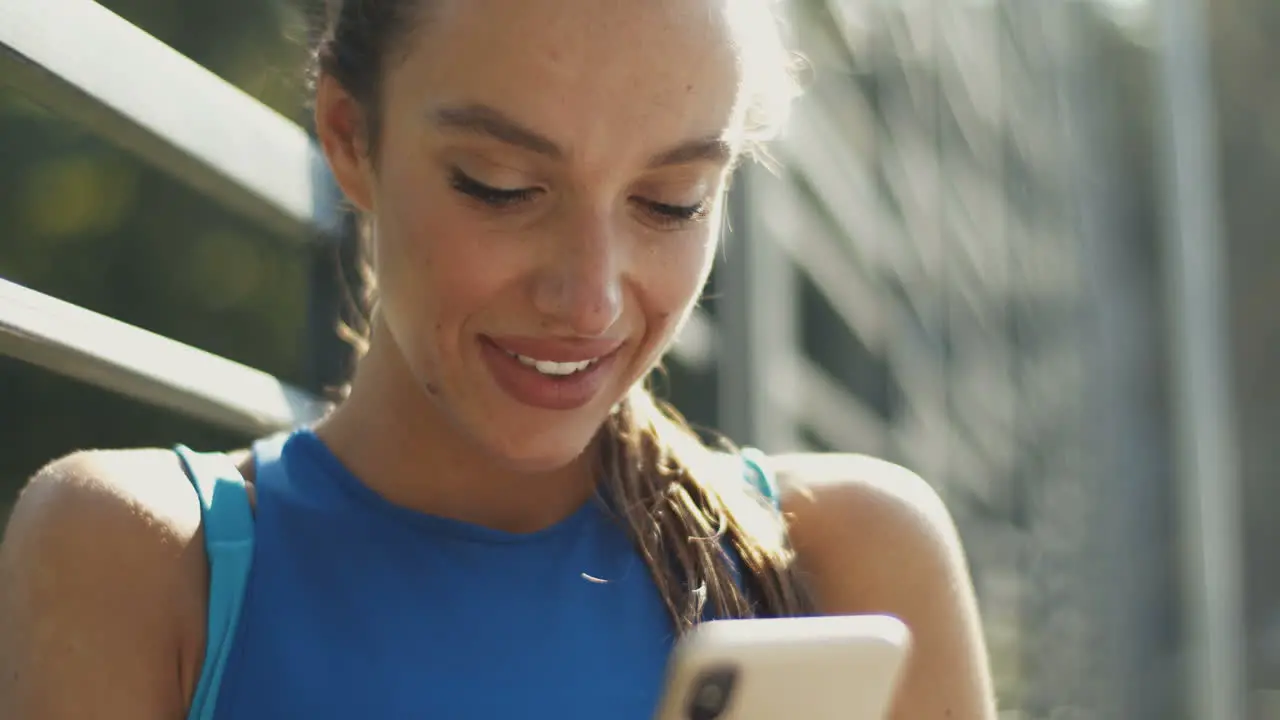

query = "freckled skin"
[324,0,745,478]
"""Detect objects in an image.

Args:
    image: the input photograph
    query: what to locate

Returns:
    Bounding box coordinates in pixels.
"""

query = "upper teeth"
[509,352,599,376]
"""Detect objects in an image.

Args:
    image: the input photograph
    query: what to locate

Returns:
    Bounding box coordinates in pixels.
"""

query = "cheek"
[635,229,717,344]
[372,171,521,359]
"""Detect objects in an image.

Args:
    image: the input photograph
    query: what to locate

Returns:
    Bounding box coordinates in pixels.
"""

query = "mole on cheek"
[425,381,441,396]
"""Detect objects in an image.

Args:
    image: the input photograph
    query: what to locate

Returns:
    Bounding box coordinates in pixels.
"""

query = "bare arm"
[0,450,206,720]
[777,454,997,720]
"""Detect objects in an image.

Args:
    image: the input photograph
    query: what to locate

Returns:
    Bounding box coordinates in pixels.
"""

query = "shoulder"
[8,446,256,549]
[0,448,223,716]
[770,452,955,569]
[9,448,203,550]
[769,452,996,718]
[4,449,217,600]
[5,445,256,627]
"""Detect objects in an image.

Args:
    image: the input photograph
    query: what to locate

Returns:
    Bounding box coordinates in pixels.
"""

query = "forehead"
[392,0,747,160]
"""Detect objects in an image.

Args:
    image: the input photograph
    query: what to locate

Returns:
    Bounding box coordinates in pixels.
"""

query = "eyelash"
[449,168,540,207]
[642,199,710,225]
[448,167,710,227]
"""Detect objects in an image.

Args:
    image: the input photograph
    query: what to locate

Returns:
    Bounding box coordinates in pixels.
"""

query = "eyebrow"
[433,104,562,158]
[648,135,733,169]
[430,103,734,169]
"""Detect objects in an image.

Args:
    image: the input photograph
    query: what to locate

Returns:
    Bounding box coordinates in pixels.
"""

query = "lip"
[484,335,625,363]
[478,335,624,411]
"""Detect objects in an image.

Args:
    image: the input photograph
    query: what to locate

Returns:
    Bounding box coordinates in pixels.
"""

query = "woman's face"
[328,0,747,470]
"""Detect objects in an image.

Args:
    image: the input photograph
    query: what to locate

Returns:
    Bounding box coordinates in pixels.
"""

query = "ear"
[315,74,376,213]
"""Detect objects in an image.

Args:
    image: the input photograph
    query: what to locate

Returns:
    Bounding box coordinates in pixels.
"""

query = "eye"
[636,198,712,229]
[449,167,541,208]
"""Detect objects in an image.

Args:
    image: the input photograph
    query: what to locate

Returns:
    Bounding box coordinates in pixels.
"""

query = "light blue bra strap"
[739,447,780,511]
[174,445,255,720]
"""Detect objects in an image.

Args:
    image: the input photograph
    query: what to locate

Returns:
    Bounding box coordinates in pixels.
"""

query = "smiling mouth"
[479,335,622,411]
[501,351,601,377]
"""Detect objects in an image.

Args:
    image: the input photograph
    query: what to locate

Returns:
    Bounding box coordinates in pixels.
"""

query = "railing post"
[1154,0,1246,716]
[716,166,801,452]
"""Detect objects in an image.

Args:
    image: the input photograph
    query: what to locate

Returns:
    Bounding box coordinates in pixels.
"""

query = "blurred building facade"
[674,1,1180,717]
[676,0,1278,717]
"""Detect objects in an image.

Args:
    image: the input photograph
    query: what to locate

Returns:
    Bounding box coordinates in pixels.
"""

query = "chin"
[463,359,640,475]
[470,409,610,475]
[487,431,601,475]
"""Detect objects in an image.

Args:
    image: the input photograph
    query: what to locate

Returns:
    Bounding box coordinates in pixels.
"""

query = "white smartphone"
[652,615,911,720]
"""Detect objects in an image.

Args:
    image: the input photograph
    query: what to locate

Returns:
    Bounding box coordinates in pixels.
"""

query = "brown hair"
[312,0,813,630]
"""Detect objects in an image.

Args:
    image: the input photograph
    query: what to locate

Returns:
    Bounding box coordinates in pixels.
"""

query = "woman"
[0,0,994,717]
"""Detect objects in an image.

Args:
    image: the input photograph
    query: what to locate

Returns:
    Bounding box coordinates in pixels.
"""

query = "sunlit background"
[3,0,1278,717]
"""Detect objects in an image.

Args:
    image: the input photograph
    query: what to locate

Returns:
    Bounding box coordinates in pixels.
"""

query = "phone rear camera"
[687,665,739,720]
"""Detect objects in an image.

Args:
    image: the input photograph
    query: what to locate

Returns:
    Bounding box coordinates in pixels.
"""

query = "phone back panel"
[652,615,910,720]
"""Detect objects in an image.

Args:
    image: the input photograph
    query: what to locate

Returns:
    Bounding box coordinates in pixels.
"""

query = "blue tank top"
[176,428,780,720]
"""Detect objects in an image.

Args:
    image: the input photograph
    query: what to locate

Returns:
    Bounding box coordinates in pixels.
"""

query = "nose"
[531,207,625,337]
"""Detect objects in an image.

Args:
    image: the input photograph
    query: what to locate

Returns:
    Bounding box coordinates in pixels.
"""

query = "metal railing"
[1,0,336,435]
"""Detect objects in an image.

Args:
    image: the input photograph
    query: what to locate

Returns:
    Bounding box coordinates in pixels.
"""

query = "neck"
[313,321,599,534]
